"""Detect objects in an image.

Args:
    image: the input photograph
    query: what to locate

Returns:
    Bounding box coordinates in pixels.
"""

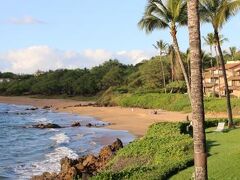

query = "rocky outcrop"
[32,123,62,129]
[42,106,52,109]
[73,102,96,107]
[32,139,123,180]
[71,122,81,127]
[26,107,38,111]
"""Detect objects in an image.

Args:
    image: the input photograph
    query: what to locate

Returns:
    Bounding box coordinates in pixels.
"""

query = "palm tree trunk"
[214,46,221,98]
[170,51,175,82]
[160,54,166,93]
[187,55,191,85]
[171,25,191,102]
[210,46,216,96]
[202,58,206,95]
[187,1,208,179]
[214,29,234,128]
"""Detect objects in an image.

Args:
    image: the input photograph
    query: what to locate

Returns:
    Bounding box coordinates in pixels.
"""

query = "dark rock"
[82,155,98,167]
[86,123,93,127]
[111,138,123,151]
[42,106,51,109]
[71,122,81,127]
[31,172,57,180]
[26,107,38,111]
[32,123,62,129]
[74,102,96,107]
[32,139,124,179]
[99,145,114,161]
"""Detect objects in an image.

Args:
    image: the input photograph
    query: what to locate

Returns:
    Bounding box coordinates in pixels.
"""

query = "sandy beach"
[0,96,191,137]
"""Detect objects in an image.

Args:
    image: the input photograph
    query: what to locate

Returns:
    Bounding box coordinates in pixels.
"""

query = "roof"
[204,83,216,88]
[204,72,223,78]
[229,76,240,81]
[206,62,240,71]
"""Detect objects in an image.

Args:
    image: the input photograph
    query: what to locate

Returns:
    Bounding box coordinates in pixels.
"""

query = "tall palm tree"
[153,40,168,92]
[168,45,176,82]
[187,0,208,179]
[229,46,237,61]
[138,0,191,101]
[200,0,240,128]
[203,33,215,67]
[186,48,191,85]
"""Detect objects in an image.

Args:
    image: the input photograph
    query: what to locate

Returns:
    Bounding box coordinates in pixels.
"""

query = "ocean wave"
[33,117,51,123]
[14,146,78,179]
[50,133,70,144]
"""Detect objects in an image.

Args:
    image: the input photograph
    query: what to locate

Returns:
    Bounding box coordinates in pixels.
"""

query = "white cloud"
[0,46,153,74]
[116,50,150,64]
[8,16,45,25]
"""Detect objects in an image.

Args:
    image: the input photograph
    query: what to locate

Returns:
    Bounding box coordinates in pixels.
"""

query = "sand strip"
[0,96,190,136]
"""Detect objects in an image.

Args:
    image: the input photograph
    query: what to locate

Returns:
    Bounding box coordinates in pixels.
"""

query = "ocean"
[0,103,135,179]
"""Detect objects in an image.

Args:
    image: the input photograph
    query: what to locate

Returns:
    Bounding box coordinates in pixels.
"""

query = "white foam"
[50,133,70,144]
[33,117,51,123]
[15,146,78,179]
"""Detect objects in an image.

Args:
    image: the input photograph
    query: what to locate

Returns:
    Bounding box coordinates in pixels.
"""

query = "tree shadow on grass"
[207,140,220,156]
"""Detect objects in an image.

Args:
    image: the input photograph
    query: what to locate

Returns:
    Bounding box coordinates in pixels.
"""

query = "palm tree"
[153,40,168,93]
[168,45,176,82]
[203,33,215,67]
[186,48,191,85]
[229,46,237,61]
[138,0,191,101]
[187,0,208,179]
[200,0,240,128]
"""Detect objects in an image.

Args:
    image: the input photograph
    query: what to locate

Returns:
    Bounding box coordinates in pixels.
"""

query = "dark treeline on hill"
[0,53,214,96]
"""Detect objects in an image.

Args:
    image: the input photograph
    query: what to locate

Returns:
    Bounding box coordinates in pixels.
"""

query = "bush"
[166,81,187,93]
[98,93,191,112]
[93,123,193,179]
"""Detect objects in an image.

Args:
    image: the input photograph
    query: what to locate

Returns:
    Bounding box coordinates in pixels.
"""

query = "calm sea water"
[0,103,135,180]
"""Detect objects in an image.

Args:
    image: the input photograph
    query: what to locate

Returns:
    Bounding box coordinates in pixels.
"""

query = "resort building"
[204,61,240,97]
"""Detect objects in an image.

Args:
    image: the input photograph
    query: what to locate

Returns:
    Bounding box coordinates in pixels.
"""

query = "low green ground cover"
[98,92,240,113]
[92,123,193,180]
[91,120,240,180]
[171,127,240,179]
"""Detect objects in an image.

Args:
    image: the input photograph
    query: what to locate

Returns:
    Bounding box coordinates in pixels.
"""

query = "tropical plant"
[229,46,237,61]
[203,33,215,67]
[200,0,240,127]
[187,0,208,179]
[153,40,169,92]
[138,0,191,101]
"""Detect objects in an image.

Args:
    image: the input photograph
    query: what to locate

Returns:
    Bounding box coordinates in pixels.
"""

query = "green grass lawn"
[171,127,240,180]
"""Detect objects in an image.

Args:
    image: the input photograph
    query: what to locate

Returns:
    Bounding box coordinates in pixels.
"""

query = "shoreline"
[0,96,190,137]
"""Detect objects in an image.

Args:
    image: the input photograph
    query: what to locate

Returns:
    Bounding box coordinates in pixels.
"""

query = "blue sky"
[1,0,240,73]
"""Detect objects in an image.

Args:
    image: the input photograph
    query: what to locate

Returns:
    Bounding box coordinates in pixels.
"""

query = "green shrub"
[166,81,187,93]
[92,123,193,180]
[98,93,191,112]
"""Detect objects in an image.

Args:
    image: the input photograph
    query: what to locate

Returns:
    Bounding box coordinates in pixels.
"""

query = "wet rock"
[86,123,93,127]
[32,123,62,129]
[82,155,98,167]
[42,106,51,109]
[32,139,124,179]
[111,138,123,151]
[99,145,114,161]
[31,172,57,180]
[74,102,96,107]
[71,122,81,127]
[26,107,38,111]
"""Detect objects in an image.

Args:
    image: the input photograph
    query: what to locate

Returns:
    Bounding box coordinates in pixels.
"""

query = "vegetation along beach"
[1,0,240,179]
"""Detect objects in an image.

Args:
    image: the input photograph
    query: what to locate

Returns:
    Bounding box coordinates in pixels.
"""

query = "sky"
[1,0,240,74]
